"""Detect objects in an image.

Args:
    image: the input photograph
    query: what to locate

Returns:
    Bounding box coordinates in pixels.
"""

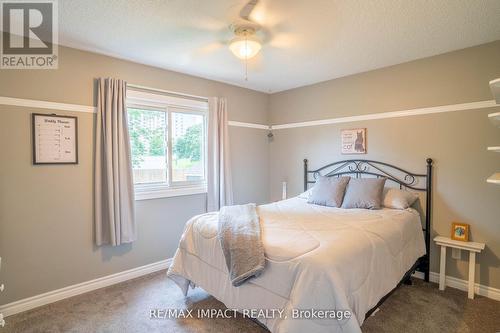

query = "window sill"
[135,185,207,201]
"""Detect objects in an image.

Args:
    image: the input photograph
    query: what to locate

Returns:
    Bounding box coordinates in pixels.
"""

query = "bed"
[168,158,433,333]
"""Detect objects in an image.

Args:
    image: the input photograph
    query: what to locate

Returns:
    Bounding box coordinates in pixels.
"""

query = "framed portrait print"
[341,128,366,154]
[451,222,469,242]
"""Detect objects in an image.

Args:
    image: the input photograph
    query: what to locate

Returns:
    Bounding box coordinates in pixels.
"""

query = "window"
[171,110,205,183]
[128,107,167,184]
[126,89,208,200]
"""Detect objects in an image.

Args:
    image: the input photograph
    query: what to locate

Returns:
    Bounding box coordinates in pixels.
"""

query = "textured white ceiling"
[57,0,500,92]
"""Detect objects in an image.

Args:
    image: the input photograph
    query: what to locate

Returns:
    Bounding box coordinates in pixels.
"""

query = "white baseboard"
[412,271,500,301]
[0,259,172,317]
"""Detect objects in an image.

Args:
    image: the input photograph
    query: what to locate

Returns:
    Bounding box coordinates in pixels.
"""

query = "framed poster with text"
[32,113,78,164]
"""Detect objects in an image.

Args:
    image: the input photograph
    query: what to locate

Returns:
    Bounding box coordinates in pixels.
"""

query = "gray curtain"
[94,78,136,246]
[207,97,233,211]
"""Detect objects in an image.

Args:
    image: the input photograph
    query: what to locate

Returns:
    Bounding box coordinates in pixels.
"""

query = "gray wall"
[1,41,500,307]
[268,41,500,288]
[0,46,269,304]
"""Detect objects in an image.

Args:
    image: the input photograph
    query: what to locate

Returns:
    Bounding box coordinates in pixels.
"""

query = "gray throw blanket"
[218,203,265,287]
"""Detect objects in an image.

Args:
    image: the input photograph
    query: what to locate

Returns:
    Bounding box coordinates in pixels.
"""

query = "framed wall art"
[341,128,366,154]
[32,113,78,164]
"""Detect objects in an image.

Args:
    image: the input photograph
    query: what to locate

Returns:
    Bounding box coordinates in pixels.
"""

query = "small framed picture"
[451,222,469,242]
[341,128,366,154]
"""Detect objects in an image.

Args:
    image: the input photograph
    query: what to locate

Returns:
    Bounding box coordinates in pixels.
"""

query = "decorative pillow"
[383,188,418,209]
[341,178,387,209]
[307,176,350,207]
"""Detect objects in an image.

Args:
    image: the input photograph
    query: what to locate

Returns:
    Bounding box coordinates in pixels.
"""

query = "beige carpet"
[4,271,499,333]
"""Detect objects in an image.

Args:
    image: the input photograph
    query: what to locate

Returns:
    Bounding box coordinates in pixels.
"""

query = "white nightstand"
[434,236,485,299]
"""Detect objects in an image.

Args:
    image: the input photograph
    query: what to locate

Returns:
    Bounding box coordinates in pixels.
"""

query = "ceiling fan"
[185,0,290,80]
[228,0,263,60]
[223,0,266,80]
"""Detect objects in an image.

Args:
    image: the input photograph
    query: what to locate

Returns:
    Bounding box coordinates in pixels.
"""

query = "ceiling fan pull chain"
[245,38,248,81]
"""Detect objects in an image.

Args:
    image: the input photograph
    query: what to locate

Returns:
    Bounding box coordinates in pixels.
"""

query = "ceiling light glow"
[229,36,261,59]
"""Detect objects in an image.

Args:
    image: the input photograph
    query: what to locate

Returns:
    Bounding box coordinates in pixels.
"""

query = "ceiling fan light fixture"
[229,27,261,59]
[229,37,261,59]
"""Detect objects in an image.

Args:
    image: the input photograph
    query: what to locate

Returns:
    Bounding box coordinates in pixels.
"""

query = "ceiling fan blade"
[268,32,298,49]
[193,42,225,57]
[239,0,259,21]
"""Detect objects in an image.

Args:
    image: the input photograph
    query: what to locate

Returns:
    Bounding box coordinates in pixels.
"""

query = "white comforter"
[168,197,426,333]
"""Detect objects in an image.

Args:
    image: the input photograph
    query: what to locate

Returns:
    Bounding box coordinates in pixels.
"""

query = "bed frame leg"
[403,276,413,285]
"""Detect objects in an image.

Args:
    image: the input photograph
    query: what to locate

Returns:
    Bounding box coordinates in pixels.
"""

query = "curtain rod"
[127,83,209,103]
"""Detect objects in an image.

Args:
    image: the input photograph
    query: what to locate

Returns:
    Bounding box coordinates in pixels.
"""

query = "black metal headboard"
[303,158,433,282]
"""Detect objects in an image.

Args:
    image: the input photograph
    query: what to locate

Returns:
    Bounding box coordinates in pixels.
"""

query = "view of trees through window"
[172,111,204,182]
[127,107,204,185]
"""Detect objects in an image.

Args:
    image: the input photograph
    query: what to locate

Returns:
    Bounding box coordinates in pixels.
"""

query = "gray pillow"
[341,178,387,209]
[307,176,350,207]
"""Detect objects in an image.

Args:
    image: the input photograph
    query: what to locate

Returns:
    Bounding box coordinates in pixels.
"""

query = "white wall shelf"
[487,173,500,184]
[490,78,500,104]
[0,256,4,327]
[488,112,500,127]
[487,78,499,185]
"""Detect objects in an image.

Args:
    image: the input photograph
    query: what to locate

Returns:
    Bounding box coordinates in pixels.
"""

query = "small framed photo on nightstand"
[451,222,469,242]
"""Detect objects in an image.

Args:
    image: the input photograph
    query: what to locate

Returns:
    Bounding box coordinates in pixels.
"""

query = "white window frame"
[127,89,208,200]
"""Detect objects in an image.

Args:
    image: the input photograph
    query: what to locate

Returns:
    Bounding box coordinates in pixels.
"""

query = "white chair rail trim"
[271,100,498,130]
[1,96,497,131]
[0,96,96,113]
[0,96,269,130]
